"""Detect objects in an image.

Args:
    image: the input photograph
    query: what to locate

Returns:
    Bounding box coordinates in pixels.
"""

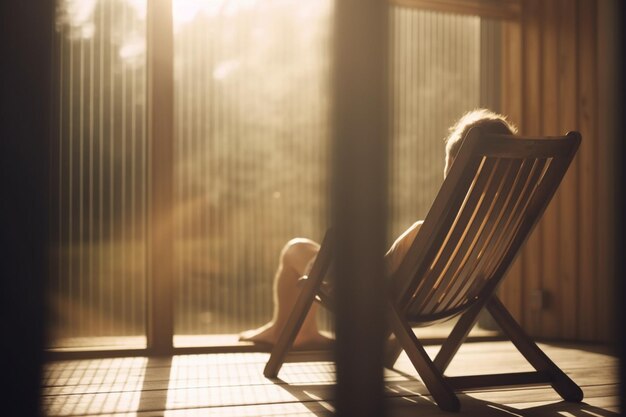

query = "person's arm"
[385,220,423,275]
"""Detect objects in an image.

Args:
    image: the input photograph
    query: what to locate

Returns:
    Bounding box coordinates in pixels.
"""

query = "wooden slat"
[445,371,551,390]
[498,20,524,324]
[435,160,517,313]
[576,0,598,342]
[556,0,580,340]
[478,159,549,291]
[438,162,512,306]
[539,0,561,339]
[440,160,523,312]
[414,159,498,315]
[595,0,619,343]
[391,151,484,307]
[389,0,521,20]
[520,0,544,337]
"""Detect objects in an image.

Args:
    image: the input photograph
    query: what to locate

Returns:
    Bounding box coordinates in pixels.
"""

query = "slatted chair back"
[263,126,583,412]
[388,127,581,325]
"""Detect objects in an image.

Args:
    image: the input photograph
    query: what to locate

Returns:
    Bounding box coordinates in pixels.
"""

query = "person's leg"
[239,238,332,349]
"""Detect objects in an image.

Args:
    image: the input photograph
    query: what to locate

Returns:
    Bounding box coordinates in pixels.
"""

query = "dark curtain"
[0,1,53,416]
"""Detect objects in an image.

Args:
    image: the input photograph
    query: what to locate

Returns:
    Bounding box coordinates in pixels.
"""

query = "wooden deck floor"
[42,341,620,416]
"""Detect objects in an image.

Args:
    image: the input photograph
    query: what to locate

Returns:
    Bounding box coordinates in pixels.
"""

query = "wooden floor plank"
[42,341,619,417]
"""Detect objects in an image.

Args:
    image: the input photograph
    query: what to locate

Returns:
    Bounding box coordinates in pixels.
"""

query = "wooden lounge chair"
[262,127,584,412]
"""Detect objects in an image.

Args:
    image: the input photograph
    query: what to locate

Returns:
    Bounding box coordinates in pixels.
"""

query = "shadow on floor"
[270,375,619,417]
[389,393,620,416]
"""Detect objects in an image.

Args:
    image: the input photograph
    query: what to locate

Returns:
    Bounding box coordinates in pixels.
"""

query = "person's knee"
[281,238,319,276]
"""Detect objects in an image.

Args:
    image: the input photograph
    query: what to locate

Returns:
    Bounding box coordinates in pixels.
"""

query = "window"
[48,0,505,352]
[389,7,502,238]
[171,0,333,346]
[50,0,148,349]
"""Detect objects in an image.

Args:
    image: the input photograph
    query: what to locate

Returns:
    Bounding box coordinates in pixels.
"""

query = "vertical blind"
[171,0,333,343]
[48,0,501,349]
[389,8,500,240]
[50,0,148,349]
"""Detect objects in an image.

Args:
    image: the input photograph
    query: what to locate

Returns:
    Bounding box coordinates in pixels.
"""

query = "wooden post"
[146,0,175,355]
[332,0,388,415]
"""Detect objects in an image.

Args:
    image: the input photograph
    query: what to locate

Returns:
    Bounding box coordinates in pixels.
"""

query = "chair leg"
[486,296,583,402]
[263,230,334,378]
[394,299,484,373]
[383,333,403,369]
[263,273,324,378]
[433,301,484,373]
[388,303,460,412]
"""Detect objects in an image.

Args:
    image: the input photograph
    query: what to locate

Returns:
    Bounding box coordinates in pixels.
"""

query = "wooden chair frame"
[262,129,584,412]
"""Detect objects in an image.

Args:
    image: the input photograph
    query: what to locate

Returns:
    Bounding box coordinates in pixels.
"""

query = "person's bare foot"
[238,322,276,346]
[239,322,333,350]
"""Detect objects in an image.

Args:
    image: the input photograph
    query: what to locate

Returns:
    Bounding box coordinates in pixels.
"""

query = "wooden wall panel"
[500,0,615,343]
[577,0,599,342]
[520,0,543,336]
[595,0,619,342]
[540,0,561,337]
[556,0,580,340]
[499,20,523,323]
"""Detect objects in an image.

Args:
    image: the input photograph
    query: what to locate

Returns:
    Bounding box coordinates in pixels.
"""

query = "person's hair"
[444,108,518,176]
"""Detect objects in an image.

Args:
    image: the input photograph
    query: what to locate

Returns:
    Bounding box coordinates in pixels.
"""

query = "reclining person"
[239,108,517,349]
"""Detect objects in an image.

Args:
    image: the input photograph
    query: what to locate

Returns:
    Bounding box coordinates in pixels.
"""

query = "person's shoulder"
[406,220,423,235]
[412,220,424,228]
[385,220,424,270]
[395,220,424,247]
